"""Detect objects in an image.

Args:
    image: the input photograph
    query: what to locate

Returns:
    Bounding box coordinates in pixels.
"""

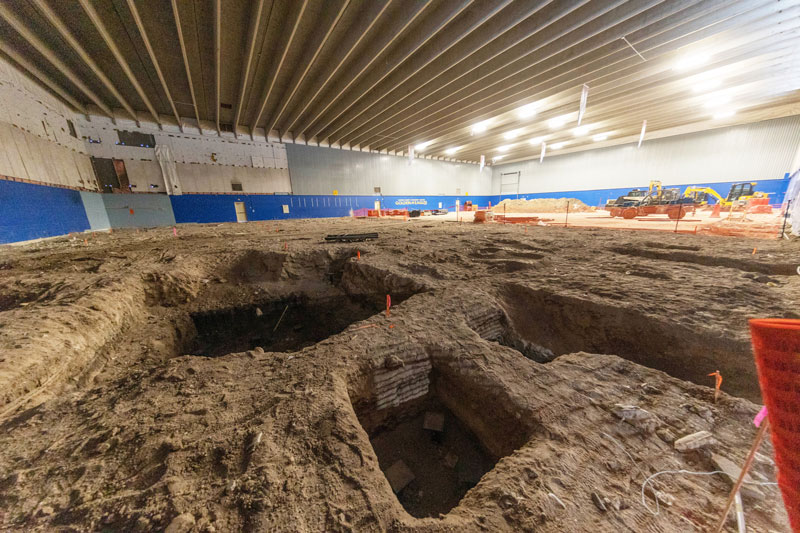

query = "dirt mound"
[0,219,796,532]
[495,197,594,213]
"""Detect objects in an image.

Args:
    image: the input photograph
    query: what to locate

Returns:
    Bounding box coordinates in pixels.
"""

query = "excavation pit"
[352,357,530,519]
[368,398,495,518]
[190,293,388,357]
[499,283,761,400]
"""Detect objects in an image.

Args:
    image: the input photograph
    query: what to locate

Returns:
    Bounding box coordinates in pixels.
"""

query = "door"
[234,202,247,223]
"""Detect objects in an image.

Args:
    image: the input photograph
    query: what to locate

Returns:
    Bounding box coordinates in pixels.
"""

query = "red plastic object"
[749,318,800,532]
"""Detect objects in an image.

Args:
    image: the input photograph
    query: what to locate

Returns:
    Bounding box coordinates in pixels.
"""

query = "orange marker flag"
[357,250,361,260]
[708,370,722,403]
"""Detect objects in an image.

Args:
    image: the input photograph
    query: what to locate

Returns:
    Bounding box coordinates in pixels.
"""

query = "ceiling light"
[572,125,591,136]
[548,115,568,129]
[592,133,608,141]
[692,79,722,93]
[492,155,504,162]
[517,102,538,118]
[674,53,710,71]
[551,142,565,150]
[414,140,433,151]
[703,94,731,108]
[445,146,460,155]
[713,109,736,119]
[529,137,544,145]
[471,120,490,134]
[497,144,514,152]
[503,129,520,140]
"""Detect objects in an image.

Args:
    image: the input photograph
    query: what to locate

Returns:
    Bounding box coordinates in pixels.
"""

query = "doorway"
[234,202,247,223]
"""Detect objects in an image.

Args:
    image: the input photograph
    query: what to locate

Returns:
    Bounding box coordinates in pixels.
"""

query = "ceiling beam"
[77,0,161,126]
[280,0,392,141]
[0,44,86,114]
[214,0,221,135]
[326,0,513,147]
[380,0,784,152]
[125,0,183,131]
[266,0,351,137]
[349,0,590,149]
[232,0,266,138]
[250,0,309,135]
[298,0,434,143]
[370,0,652,151]
[30,0,138,123]
[0,3,114,118]
[171,0,202,133]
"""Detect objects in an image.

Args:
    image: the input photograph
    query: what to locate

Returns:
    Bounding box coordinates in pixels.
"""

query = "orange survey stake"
[708,370,722,402]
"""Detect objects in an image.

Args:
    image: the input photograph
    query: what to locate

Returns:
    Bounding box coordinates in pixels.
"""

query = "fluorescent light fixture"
[503,129,520,140]
[548,115,568,129]
[517,102,538,118]
[497,144,514,152]
[572,125,590,136]
[592,133,608,141]
[529,137,543,145]
[445,146,460,155]
[674,53,710,71]
[692,79,721,93]
[492,155,504,162]
[414,140,433,151]
[551,142,565,150]
[471,120,490,134]
[713,109,736,119]
[703,94,731,108]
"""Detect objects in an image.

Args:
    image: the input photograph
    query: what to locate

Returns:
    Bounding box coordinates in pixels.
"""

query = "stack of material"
[495,198,593,213]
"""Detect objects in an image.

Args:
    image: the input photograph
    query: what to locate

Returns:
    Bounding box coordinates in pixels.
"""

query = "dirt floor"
[0,217,798,532]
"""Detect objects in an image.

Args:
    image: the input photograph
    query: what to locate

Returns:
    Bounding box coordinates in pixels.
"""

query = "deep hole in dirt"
[352,357,528,519]
[190,292,407,357]
[499,283,761,401]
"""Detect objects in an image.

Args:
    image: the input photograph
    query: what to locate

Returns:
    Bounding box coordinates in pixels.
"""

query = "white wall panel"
[0,56,91,189]
[286,144,488,195]
[77,115,291,194]
[491,116,800,194]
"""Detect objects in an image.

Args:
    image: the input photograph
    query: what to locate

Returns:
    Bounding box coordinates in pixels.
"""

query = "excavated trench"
[190,293,391,357]
[178,249,426,357]
[498,283,761,401]
[350,347,532,519]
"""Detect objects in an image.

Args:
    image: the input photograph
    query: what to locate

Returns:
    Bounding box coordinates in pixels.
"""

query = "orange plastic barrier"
[749,318,800,532]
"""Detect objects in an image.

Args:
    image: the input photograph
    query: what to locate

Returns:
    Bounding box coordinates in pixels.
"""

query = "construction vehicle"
[608,181,691,219]
[682,182,769,209]
[605,180,662,210]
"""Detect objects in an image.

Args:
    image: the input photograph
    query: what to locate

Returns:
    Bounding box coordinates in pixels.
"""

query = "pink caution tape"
[754,406,768,427]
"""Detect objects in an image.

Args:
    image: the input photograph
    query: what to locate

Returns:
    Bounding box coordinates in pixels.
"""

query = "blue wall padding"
[170,194,498,223]
[0,174,792,243]
[498,176,792,207]
[0,179,90,244]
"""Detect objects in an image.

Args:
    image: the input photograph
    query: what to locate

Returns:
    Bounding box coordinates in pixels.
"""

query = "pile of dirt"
[494,197,594,213]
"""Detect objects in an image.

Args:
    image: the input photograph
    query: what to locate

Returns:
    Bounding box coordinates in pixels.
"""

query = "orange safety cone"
[748,319,800,531]
[710,203,721,218]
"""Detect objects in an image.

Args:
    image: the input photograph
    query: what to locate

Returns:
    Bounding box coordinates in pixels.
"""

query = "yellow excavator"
[683,182,769,208]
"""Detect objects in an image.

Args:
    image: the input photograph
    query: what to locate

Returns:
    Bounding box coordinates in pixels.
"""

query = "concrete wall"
[492,116,800,203]
[286,143,488,196]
